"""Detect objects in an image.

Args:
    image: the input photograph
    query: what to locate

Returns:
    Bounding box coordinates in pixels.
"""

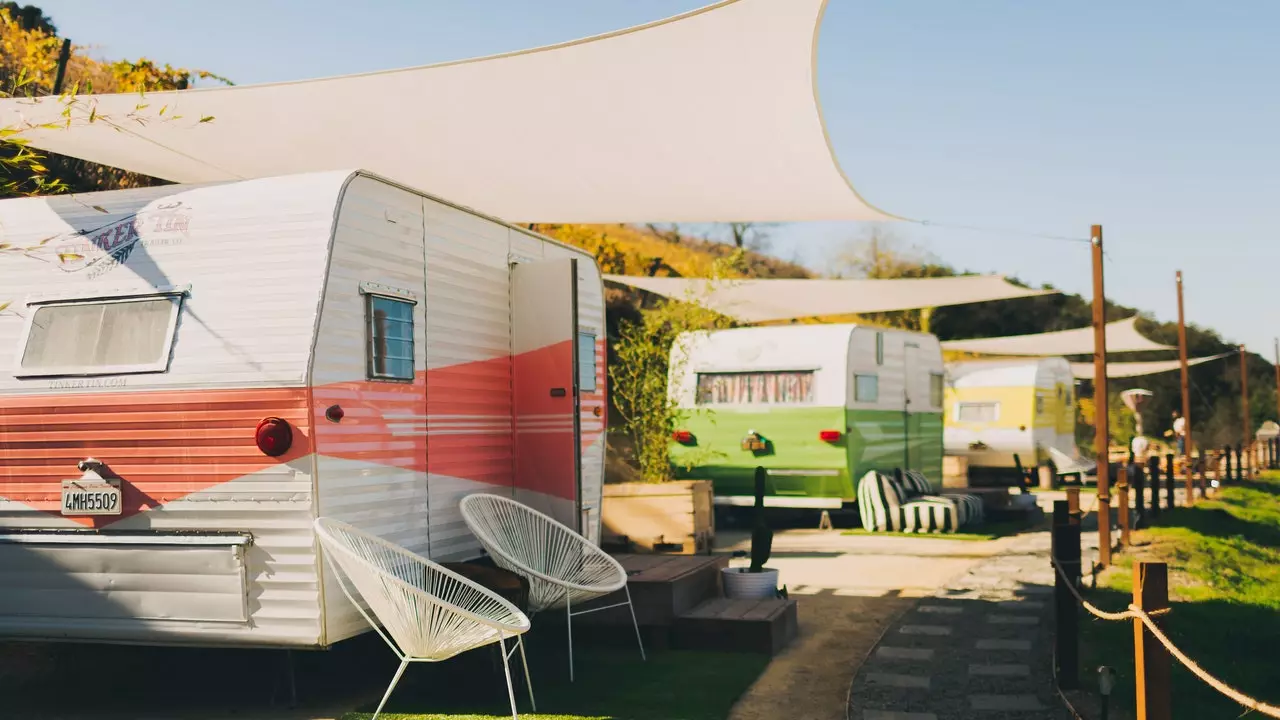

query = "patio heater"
[1120,388,1154,462]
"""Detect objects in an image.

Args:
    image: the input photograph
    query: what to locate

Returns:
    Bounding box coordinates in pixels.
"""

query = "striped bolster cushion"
[857,471,905,532]
[901,469,934,496]
[943,493,985,526]
[900,496,959,533]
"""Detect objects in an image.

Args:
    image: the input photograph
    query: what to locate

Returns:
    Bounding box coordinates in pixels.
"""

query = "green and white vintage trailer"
[668,324,945,510]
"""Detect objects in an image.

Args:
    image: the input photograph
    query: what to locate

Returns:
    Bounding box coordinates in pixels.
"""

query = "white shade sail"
[942,317,1174,356]
[1069,353,1231,380]
[0,0,893,224]
[605,274,1053,323]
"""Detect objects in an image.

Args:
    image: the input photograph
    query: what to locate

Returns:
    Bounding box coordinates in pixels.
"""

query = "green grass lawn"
[338,640,770,720]
[1075,471,1280,718]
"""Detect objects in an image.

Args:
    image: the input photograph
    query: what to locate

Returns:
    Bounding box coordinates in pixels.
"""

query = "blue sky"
[34,0,1280,355]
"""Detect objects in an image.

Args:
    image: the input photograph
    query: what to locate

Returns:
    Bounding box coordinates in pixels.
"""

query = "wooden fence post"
[1196,451,1207,498]
[1235,443,1244,482]
[1146,456,1161,517]
[1133,561,1172,720]
[1164,453,1176,508]
[1133,460,1146,525]
[1117,472,1131,547]
[1053,500,1080,690]
[1223,445,1233,487]
[1152,456,1162,512]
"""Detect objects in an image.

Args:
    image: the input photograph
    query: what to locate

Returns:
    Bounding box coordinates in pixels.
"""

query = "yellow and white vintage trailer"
[942,357,1077,470]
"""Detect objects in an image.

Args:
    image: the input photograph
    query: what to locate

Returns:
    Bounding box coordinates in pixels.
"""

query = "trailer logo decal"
[51,202,192,277]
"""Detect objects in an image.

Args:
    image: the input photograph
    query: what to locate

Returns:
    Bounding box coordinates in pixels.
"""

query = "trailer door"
[511,258,582,531]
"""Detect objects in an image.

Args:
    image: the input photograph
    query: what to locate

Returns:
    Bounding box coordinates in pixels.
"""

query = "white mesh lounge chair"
[313,518,535,720]
[459,493,645,681]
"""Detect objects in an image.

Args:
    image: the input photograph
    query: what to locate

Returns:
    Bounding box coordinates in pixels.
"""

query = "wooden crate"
[601,480,713,555]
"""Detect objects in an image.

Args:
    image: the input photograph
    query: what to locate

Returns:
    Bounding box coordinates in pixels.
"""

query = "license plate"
[61,480,122,516]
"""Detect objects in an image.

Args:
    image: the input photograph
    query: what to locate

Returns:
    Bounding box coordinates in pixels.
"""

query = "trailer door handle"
[550,388,567,397]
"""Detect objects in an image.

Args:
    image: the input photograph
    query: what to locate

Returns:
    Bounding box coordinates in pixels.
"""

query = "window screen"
[577,332,598,392]
[367,295,415,381]
[21,296,180,375]
[930,373,945,408]
[854,374,879,403]
[696,371,814,405]
[957,402,999,423]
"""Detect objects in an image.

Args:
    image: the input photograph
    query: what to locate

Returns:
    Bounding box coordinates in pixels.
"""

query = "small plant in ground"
[609,254,737,482]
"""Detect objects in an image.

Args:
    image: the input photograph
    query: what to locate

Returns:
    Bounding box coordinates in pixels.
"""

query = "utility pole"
[1091,225,1111,567]
[1176,272,1193,503]
[1240,345,1251,477]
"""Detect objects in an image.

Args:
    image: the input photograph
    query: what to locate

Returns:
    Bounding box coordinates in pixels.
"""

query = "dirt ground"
[725,592,913,720]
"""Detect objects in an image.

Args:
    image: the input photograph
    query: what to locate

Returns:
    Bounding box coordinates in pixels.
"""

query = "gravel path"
[847,525,1102,720]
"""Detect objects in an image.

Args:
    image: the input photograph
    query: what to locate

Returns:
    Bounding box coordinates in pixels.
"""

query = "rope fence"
[1049,553,1280,718]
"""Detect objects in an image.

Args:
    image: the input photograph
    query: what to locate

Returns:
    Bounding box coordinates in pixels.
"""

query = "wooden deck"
[575,553,799,655]
[673,597,799,655]
[579,553,727,627]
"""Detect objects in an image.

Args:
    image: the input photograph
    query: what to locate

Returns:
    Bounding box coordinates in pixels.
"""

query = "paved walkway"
[847,523,1101,720]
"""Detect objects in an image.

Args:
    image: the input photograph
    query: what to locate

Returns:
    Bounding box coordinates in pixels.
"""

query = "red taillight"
[672,430,694,444]
[819,429,842,442]
[255,417,293,457]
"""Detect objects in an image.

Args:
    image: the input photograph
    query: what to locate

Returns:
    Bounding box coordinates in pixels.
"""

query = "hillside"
[545,222,1275,455]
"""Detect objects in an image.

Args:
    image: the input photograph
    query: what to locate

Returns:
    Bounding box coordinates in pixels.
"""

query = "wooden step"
[577,553,727,627]
[671,597,799,655]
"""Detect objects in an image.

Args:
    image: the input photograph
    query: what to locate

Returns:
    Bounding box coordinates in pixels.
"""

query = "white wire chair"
[459,493,646,681]
[313,517,535,720]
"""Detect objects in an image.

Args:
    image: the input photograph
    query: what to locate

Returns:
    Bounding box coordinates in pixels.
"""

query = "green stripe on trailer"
[670,407,942,504]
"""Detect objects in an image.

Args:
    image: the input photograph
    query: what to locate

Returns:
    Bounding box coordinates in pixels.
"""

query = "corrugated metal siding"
[0,173,344,646]
[0,174,342,393]
[312,176,430,644]
[543,246,607,544]
[420,202,515,562]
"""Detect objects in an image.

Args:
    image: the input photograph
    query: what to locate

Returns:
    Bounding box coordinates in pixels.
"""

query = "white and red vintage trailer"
[0,170,606,648]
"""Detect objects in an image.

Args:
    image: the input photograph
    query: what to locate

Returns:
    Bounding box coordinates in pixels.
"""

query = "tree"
[0,2,54,34]
[724,222,776,250]
[0,6,229,199]
[829,225,947,279]
[609,256,738,481]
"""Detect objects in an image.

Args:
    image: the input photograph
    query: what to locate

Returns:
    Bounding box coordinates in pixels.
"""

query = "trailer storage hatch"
[0,533,251,623]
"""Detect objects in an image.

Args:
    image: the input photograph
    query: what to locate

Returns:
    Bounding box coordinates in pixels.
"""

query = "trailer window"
[19,295,182,376]
[854,374,879,403]
[696,371,814,405]
[577,332,597,392]
[929,373,945,408]
[1036,395,1046,415]
[875,332,884,366]
[366,295,415,381]
[957,402,999,423]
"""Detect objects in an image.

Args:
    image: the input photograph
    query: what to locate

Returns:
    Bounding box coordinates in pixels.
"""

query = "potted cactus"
[722,466,781,599]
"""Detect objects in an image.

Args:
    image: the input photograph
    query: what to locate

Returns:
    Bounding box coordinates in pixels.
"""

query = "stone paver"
[848,522,1092,720]
[877,647,935,661]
